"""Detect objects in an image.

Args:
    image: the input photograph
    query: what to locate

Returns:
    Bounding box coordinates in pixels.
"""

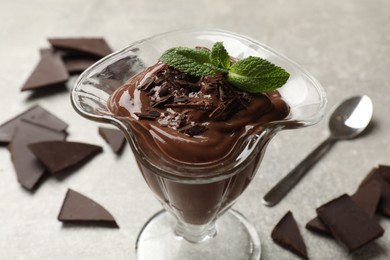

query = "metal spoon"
[262,95,373,206]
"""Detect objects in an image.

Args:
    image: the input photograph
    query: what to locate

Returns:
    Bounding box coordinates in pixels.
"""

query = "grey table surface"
[1,0,389,259]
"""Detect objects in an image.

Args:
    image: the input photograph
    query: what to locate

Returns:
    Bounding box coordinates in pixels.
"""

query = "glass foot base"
[136,209,261,260]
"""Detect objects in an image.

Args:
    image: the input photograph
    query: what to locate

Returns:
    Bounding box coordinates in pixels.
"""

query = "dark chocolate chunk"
[58,189,118,228]
[0,105,68,144]
[306,179,382,235]
[271,211,308,259]
[21,49,69,91]
[48,38,113,59]
[316,194,384,252]
[28,141,103,173]
[9,121,67,190]
[359,167,390,217]
[98,127,126,154]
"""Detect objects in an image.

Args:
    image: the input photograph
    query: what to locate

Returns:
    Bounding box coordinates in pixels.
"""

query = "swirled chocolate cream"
[107,45,290,165]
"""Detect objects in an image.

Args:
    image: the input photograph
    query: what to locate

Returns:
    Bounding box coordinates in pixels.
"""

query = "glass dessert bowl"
[71,29,326,260]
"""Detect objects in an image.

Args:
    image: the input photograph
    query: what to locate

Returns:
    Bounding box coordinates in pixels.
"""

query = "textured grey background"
[0,0,389,259]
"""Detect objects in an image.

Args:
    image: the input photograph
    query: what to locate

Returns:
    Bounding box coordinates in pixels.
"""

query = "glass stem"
[174,219,217,243]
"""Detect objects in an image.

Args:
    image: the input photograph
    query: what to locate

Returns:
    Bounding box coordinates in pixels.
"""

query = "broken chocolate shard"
[58,189,118,228]
[0,105,68,145]
[28,141,103,173]
[316,194,384,252]
[306,179,382,236]
[21,49,69,91]
[98,127,126,154]
[271,211,308,260]
[9,121,67,190]
[359,167,390,217]
[48,38,113,59]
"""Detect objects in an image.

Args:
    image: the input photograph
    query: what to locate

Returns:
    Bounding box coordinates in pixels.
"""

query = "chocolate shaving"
[174,96,188,103]
[137,76,155,91]
[134,111,161,120]
[151,95,174,108]
[158,82,171,97]
[135,64,259,135]
[165,101,213,111]
[179,124,207,136]
[209,98,242,121]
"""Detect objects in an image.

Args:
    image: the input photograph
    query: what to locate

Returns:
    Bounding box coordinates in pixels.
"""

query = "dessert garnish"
[58,189,119,228]
[271,211,309,259]
[160,42,290,93]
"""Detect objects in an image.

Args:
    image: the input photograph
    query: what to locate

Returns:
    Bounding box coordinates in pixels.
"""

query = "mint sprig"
[159,42,290,93]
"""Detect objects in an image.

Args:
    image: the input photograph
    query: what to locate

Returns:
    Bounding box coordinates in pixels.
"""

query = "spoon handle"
[262,136,337,206]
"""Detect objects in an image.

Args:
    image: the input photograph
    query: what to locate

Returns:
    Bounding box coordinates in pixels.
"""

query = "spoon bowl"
[329,95,373,139]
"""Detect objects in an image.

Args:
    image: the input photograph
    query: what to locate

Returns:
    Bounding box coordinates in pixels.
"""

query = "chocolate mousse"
[107,50,290,225]
[108,62,289,165]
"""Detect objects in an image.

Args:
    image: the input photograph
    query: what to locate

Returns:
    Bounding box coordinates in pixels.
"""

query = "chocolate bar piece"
[0,105,68,144]
[98,127,126,154]
[21,48,69,91]
[9,121,66,190]
[271,211,308,259]
[63,58,97,74]
[28,141,103,173]
[306,179,382,235]
[360,167,390,217]
[48,38,113,59]
[316,194,384,252]
[378,164,390,182]
[58,189,118,228]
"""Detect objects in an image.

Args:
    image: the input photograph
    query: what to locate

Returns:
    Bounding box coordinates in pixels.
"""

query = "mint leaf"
[160,47,225,77]
[210,42,230,69]
[228,56,290,93]
[159,43,290,93]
